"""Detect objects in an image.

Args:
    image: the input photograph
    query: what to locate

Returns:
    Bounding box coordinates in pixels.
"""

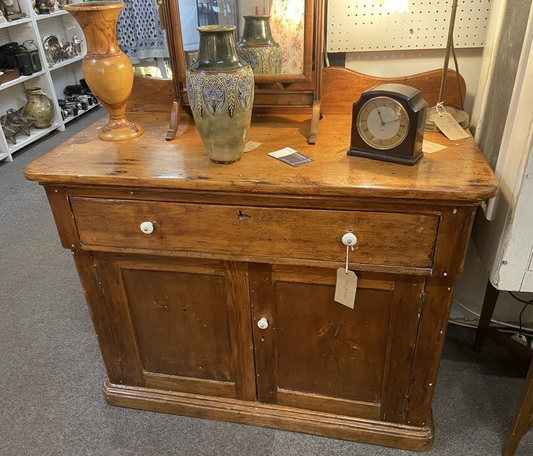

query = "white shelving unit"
[0,0,100,163]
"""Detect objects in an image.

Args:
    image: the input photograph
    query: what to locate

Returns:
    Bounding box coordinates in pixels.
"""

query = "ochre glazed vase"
[187,25,254,164]
[64,1,143,141]
[237,15,282,75]
[24,87,54,128]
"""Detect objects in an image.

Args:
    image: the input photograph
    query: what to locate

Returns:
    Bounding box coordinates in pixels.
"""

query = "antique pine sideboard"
[24,78,497,451]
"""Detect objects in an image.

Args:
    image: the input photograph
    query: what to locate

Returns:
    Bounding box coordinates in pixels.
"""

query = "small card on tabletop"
[268,147,314,167]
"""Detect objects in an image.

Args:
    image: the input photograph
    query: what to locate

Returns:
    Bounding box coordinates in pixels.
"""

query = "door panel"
[121,268,234,382]
[251,264,424,421]
[275,281,392,403]
[94,254,256,400]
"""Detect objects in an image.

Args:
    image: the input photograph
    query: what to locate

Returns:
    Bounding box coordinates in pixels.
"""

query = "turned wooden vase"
[64,1,143,141]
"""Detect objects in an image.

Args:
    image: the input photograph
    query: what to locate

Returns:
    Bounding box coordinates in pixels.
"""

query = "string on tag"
[435,102,446,117]
[345,245,354,274]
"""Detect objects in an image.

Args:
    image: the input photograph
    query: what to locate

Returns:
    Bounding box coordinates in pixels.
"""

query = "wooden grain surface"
[24,112,497,203]
[274,276,393,404]
[104,379,434,451]
[69,197,439,268]
[121,267,234,382]
[128,64,465,116]
[322,67,466,115]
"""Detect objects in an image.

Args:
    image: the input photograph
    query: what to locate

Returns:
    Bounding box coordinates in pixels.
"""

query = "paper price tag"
[335,268,358,309]
[244,141,262,153]
[422,140,447,154]
[431,112,470,141]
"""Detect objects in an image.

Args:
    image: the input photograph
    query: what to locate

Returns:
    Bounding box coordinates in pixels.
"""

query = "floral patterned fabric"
[116,0,168,64]
[270,0,305,74]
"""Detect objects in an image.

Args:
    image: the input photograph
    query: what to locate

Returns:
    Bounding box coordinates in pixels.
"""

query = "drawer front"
[70,198,439,268]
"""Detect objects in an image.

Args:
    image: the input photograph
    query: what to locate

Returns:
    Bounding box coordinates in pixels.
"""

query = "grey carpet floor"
[1,108,532,455]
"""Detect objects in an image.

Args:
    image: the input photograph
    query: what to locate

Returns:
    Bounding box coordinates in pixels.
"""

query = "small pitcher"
[24,87,54,128]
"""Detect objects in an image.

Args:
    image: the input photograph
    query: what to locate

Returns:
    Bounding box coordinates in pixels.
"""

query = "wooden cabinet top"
[24,113,498,204]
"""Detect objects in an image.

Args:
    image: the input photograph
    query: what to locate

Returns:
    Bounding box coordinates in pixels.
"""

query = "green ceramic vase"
[237,15,282,75]
[187,25,254,164]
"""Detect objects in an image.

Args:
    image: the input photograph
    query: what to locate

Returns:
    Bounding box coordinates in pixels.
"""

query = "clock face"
[356,96,410,150]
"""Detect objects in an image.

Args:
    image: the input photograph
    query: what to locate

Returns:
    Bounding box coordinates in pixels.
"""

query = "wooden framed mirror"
[160,0,324,143]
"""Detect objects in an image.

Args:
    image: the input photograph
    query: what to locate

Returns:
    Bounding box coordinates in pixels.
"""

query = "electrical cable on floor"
[508,291,531,304]
[448,319,533,336]
[508,291,533,337]
[452,299,533,335]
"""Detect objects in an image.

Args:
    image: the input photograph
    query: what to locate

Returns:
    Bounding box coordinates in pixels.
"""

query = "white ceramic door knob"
[257,317,269,330]
[342,232,358,246]
[140,221,154,234]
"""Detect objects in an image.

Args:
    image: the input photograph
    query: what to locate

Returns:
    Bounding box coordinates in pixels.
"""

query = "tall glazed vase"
[187,25,254,164]
[64,1,143,141]
[237,16,282,75]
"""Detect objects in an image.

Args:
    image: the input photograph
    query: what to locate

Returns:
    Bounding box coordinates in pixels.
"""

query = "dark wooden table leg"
[503,359,533,456]
[474,280,500,352]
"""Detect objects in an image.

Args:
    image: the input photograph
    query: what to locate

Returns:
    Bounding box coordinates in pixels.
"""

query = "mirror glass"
[178,0,305,74]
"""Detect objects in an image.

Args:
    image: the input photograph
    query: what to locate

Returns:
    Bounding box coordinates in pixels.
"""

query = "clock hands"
[377,109,401,126]
[383,118,400,125]
[376,109,385,126]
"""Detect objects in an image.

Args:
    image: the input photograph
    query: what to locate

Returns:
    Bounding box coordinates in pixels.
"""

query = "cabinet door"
[94,253,256,401]
[250,264,425,423]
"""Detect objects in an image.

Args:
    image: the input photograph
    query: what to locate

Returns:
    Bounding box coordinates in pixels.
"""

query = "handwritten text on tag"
[335,268,358,309]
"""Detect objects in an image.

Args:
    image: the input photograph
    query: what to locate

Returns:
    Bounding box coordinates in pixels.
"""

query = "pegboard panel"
[327,0,491,53]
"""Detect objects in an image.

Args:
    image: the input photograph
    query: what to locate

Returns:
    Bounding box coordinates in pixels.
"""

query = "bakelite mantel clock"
[349,84,428,166]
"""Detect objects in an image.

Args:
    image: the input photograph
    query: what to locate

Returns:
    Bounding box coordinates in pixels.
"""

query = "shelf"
[49,55,85,71]
[0,0,87,164]
[0,70,45,92]
[7,123,60,154]
[63,103,101,124]
[0,17,32,30]
[35,10,69,21]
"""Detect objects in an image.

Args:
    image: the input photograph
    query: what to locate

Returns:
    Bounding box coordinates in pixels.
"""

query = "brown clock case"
[348,84,428,166]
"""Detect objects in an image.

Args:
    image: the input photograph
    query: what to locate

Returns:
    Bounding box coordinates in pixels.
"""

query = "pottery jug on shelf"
[237,15,282,75]
[187,25,254,164]
[24,87,54,128]
[64,1,143,141]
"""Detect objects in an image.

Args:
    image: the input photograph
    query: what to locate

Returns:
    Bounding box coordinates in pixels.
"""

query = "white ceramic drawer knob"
[257,317,269,330]
[140,221,154,234]
[342,233,358,246]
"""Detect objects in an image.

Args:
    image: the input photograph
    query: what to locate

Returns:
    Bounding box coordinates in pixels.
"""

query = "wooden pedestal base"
[99,118,145,141]
[103,379,434,451]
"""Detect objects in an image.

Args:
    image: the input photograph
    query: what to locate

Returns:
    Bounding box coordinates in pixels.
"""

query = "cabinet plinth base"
[103,379,434,451]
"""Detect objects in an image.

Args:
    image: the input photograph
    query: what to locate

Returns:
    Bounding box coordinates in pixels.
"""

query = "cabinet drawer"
[70,198,439,268]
